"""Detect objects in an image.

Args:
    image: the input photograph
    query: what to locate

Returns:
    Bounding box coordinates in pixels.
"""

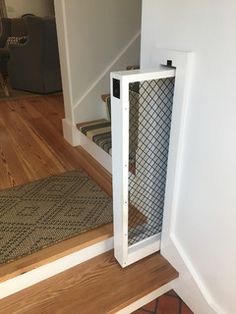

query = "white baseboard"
[62,118,81,146]
[121,234,161,268]
[161,236,221,314]
[78,130,112,173]
[0,237,113,299]
[62,119,112,173]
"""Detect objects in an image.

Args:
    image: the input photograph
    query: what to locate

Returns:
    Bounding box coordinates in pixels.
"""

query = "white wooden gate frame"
[111,49,193,268]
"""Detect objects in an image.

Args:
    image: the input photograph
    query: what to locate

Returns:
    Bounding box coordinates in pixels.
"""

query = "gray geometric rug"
[0,169,113,265]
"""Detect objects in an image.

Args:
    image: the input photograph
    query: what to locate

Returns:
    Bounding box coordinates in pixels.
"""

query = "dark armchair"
[0,18,28,83]
[0,17,27,48]
[8,16,62,94]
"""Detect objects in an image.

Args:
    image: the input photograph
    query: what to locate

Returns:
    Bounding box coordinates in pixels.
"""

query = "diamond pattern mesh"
[128,78,175,245]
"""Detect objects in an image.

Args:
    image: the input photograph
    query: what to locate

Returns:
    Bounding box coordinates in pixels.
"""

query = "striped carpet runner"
[77,118,112,155]
[77,65,139,156]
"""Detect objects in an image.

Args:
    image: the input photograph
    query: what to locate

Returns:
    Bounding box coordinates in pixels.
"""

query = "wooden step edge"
[0,223,113,284]
[0,250,178,313]
[116,281,176,314]
[101,93,110,103]
[76,118,108,130]
[126,65,140,70]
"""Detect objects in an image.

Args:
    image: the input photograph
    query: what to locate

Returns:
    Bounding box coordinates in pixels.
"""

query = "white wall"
[55,0,141,130]
[141,1,236,313]
[6,0,52,18]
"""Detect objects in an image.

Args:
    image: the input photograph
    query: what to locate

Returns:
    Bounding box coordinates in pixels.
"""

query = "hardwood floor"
[0,94,113,195]
[0,95,82,190]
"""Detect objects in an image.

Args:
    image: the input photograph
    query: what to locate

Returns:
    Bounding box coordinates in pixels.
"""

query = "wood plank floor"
[0,251,178,314]
[0,94,112,193]
[0,95,77,189]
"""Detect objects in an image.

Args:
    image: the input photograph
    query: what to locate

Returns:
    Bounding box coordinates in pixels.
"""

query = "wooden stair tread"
[0,251,178,314]
[101,65,140,103]
[76,118,108,129]
[126,65,140,70]
[101,93,110,103]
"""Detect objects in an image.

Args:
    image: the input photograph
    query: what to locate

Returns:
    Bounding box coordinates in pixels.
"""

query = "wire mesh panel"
[111,67,176,267]
[128,78,175,245]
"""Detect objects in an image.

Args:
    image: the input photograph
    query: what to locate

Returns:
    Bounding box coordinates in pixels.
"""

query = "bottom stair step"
[0,251,178,314]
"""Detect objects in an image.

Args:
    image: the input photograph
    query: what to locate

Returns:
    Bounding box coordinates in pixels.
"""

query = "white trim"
[54,1,74,122]
[0,237,113,299]
[171,235,224,314]
[111,75,130,266]
[72,31,141,110]
[126,234,161,267]
[62,120,112,174]
[117,280,177,314]
[78,130,112,173]
[62,118,81,146]
[114,66,176,83]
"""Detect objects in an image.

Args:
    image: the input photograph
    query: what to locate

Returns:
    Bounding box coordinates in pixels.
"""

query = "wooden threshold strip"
[0,250,178,314]
[0,224,113,284]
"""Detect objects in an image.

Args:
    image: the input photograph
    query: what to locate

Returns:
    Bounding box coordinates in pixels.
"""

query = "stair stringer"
[73,32,141,124]
[61,32,141,148]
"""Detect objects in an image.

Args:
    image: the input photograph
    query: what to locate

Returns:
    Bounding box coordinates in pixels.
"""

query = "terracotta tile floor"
[133,290,194,314]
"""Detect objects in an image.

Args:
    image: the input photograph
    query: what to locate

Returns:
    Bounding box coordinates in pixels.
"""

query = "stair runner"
[77,66,139,156]
[77,96,112,155]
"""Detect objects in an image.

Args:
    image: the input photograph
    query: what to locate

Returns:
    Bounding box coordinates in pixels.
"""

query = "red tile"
[157,294,180,314]
[143,299,157,311]
[132,291,194,314]
[181,302,194,314]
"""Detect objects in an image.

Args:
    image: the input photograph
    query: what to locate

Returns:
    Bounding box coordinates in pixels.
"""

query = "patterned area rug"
[0,170,113,265]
